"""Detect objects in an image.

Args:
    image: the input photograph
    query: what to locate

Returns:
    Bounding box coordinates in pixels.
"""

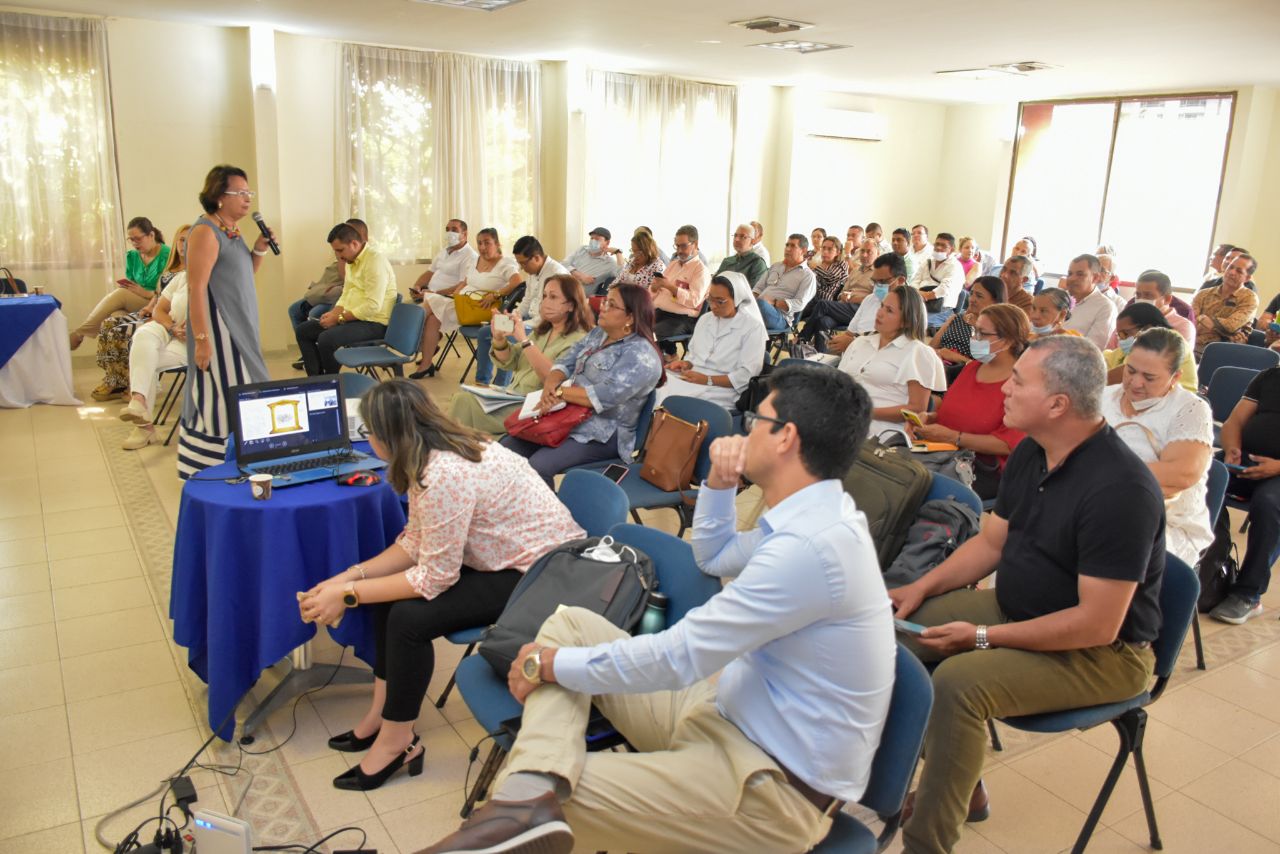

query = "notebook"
[230,375,385,487]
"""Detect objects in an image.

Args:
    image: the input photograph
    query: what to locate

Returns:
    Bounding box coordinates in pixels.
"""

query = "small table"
[0,294,80,408]
[170,446,406,740]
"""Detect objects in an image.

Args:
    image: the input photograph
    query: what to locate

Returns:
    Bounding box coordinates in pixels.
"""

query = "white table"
[0,296,80,408]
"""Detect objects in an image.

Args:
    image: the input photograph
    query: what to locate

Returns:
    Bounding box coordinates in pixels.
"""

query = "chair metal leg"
[164,416,180,446]
[987,718,1003,751]
[462,742,507,818]
[1192,611,1206,670]
[1131,717,1162,850]
[1069,711,1142,854]
[630,508,643,524]
[433,642,477,709]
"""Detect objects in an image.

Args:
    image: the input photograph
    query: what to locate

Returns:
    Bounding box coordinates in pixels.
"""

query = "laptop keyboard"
[256,450,363,477]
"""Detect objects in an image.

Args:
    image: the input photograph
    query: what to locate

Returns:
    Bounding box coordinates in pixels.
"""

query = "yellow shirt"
[336,243,397,325]
[1103,346,1198,393]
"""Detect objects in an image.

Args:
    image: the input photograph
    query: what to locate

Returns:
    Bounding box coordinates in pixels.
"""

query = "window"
[0,12,123,273]
[1004,94,1234,289]
[580,71,737,262]
[340,45,539,262]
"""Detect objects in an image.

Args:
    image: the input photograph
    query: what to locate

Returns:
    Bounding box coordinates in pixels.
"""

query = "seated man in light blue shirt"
[563,226,620,294]
[422,364,896,854]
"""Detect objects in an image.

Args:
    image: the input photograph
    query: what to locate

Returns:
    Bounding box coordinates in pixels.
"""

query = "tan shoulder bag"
[638,407,709,492]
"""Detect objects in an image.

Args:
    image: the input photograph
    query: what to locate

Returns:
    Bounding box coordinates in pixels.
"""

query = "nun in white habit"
[655,272,767,411]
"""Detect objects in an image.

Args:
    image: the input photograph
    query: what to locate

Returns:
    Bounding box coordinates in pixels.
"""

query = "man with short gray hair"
[891,334,1166,854]
[1062,253,1118,349]
[715,224,768,285]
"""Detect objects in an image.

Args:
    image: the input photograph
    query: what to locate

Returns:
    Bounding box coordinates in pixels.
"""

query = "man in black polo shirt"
[889,334,1166,854]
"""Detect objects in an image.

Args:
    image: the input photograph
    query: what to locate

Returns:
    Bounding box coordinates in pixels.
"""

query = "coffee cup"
[249,473,273,500]
[32,286,44,296]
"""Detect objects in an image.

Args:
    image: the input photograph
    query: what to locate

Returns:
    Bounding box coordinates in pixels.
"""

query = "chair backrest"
[558,470,630,537]
[224,431,237,462]
[655,395,735,483]
[924,473,983,517]
[1200,342,1279,389]
[1150,553,1199,696]
[384,302,426,357]
[1205,365,1258,423]
[774,357,808,370]
[631,388,659,452]
[339,371,377,401]
[1205,458,1229,528]
[607,523,722,624]
[858,644,934,817]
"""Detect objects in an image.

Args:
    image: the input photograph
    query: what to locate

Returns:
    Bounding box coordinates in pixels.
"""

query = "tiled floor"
[2,352,1280,853]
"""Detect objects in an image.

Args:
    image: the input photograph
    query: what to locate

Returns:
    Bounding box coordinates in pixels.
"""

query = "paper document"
[462,384,526,413]
[517,390,565,420]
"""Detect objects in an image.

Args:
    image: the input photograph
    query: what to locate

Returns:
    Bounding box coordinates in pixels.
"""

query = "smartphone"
[116,278,131,287]
[492,314,515,335]
[894,618,927,636]
[1224,462,1249,473]
[653,270,665,278]
[1269,322,1280,334]
[601,464,630,484]
[900,410,925,428]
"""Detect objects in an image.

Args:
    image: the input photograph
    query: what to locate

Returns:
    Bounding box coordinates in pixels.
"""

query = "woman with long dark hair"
[299,379,583,790]
[501,282,664,484]
[70,216,172,350]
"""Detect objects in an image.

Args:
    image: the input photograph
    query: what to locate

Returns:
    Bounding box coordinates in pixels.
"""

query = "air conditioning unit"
[803,108,886,142]
[731,16,814,34]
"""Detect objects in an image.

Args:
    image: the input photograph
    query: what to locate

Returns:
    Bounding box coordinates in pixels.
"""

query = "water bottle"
[638,591,668,635]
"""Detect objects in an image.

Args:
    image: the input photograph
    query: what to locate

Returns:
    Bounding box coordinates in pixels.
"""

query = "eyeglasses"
[743,411,787,433]
[600,299,624,311]
[708,297,731,307]
[674,242,692,251]
[971,328,1001,340]
[223,190,257,199]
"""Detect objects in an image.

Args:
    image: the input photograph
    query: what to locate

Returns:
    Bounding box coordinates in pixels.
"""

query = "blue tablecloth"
[170,443,406,740]
[0,294,60,368]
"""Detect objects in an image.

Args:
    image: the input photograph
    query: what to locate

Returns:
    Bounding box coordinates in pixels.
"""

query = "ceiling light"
[408,0,526,10]
[732,17,814,34]
[936,61,1058,79]
[753,40,850,54]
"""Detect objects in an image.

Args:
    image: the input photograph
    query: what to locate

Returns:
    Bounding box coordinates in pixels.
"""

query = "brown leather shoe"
[901,779,989,825]
[415,792,573,854]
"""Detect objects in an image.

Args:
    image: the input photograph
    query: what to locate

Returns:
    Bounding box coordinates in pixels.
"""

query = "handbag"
[637,407,708,492]
[504,402,593,447]
[841,436,932,567]
[0,267,27,295]
[454,291,495,326]
[1196,510,1239,613]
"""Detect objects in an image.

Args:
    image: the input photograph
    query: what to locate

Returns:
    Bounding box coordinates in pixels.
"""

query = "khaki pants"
[501,608,832,854]
[900,589,1156,854]
[74,288,152,337]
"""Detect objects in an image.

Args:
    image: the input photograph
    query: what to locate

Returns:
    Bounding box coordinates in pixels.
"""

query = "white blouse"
[1101,385,1214,566]
[656,307,766,410]
[838,333,947,439]
[460,255,520,295]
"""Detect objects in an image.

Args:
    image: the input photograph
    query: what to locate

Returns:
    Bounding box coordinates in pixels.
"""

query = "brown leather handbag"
[637,407,709,492]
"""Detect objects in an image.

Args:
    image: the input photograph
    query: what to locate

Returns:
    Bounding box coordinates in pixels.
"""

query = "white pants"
[128,321,187,419]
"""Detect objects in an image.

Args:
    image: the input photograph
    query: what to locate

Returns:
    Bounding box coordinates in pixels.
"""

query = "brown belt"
[776,762,845,818]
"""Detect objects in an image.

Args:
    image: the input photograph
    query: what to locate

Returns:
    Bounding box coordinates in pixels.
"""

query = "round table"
[170,446,406,740]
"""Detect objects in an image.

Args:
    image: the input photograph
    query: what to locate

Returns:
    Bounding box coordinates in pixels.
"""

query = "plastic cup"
[249,473,273,500]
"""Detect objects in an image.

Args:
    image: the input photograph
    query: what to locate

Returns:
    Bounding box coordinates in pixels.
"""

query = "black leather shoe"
[408,366,437,379]
[333,736,424,791]
[328,728,379,753]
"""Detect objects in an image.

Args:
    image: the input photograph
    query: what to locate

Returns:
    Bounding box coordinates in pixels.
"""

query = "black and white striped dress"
[177,217,269,479]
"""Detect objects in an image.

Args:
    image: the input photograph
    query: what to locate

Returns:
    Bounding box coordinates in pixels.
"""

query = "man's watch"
[521,647,544,685]
[975,625,990,650]
[705,374,714,386]
[341,581,360,609]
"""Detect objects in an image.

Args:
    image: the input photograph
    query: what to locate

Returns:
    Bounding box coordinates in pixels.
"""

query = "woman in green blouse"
[448,275,594,435]
[70,217,173,349]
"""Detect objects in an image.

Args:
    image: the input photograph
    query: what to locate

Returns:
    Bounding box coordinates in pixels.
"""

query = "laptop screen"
[231,375,350,466]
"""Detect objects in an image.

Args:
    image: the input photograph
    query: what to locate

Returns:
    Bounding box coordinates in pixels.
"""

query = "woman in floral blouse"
[300,379,583,792]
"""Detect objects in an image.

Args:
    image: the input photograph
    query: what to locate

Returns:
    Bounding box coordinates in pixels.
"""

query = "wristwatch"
[519,340,533,350]
[975,625,990,650]
[554,385,565,399]
[521,647,544,685]
[341,581,360,609]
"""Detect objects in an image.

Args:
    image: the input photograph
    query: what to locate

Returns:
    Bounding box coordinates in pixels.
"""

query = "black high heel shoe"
[327,728,379,753]
[333,736,424,791]
[408,365,436,379]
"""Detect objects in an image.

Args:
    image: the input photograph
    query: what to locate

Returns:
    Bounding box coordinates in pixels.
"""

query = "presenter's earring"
[218,202,223,210]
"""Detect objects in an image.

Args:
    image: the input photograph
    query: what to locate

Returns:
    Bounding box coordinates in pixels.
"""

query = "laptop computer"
[230,374,386,487]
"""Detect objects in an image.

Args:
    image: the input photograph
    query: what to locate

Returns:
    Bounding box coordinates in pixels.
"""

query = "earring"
[218,202,223,210]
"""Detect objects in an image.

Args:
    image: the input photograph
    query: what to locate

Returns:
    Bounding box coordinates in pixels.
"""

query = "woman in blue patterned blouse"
[501,283,663,484]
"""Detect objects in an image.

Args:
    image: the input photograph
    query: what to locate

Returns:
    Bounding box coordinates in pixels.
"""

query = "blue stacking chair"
[338,371,377,401]
[1189,459,1230,671]
[453,523,722,818]
[1197,342,1278,395]
[431,468,633,710]
[333,302,425,379]
[1204,366,1259,446]
[923,473,982,516]
[993,554,1199,854]
[812,645,933,853]
[601,396,733,537]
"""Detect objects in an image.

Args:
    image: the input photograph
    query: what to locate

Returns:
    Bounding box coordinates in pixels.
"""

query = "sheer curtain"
[0,12,123,315]
[581,71,737,262]
[339,44,539,262]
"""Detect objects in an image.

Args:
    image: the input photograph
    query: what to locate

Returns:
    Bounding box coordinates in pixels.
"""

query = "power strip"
[191,810,252,854]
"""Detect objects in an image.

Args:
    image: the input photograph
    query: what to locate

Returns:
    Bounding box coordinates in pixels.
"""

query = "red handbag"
[503,403,593,447]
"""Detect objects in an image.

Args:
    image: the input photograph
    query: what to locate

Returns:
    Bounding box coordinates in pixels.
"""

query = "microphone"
[251,212,280,255]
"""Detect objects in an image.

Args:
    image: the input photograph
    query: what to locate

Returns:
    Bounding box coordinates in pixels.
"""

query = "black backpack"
[1196,511,1239,613]
[882,498,982,588]
[842,438,933,568]
[479,537,655,675]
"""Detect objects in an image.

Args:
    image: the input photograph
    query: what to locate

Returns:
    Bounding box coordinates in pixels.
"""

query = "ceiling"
[10,0,1280,103]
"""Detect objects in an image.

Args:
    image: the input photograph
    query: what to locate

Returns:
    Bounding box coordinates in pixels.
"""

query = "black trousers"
[796,300,858,346]
[372,566,523,722]
[295,319,386,375]
[654,310,697,354]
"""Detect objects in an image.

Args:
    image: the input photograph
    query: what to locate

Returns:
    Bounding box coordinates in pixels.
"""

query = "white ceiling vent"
[731,17,814,34]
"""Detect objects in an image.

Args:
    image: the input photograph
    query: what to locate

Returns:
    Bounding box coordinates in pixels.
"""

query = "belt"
[776,761,845,818]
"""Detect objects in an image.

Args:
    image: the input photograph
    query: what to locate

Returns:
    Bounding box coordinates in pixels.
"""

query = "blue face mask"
[1118,336,1136,354]
[873,284,890,301]
[589,239,602,252]
[1032,322,1056,335]
[969,338,998,363]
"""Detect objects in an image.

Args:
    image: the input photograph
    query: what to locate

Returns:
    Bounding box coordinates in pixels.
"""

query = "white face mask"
[445,231,460,248]
[589,239,603,253]
[1130,395,1163,412]
[1032,322,1056,335]
[1133,298,1158,307]
[933,250,949,263]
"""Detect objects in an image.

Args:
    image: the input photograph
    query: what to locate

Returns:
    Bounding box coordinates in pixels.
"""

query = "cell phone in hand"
[1270,322,1280,334]
[601,464,629,484]
[1224,462,1249,473]
[894,618,927,636]
[116,278,131,287]
[900,410,925,428]
[493,314,515,335]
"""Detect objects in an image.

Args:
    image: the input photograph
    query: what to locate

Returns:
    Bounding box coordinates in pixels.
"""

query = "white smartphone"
[601,464,630,484]
[493,314,515,335]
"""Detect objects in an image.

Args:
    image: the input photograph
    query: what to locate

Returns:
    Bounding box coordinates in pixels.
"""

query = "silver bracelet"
[350,563,366,580]
[252,248,268,257]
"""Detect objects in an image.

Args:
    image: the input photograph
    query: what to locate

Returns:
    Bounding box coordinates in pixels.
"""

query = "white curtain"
[0,12,123,308]
[339,44,539,262]
[581,71,737,263]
